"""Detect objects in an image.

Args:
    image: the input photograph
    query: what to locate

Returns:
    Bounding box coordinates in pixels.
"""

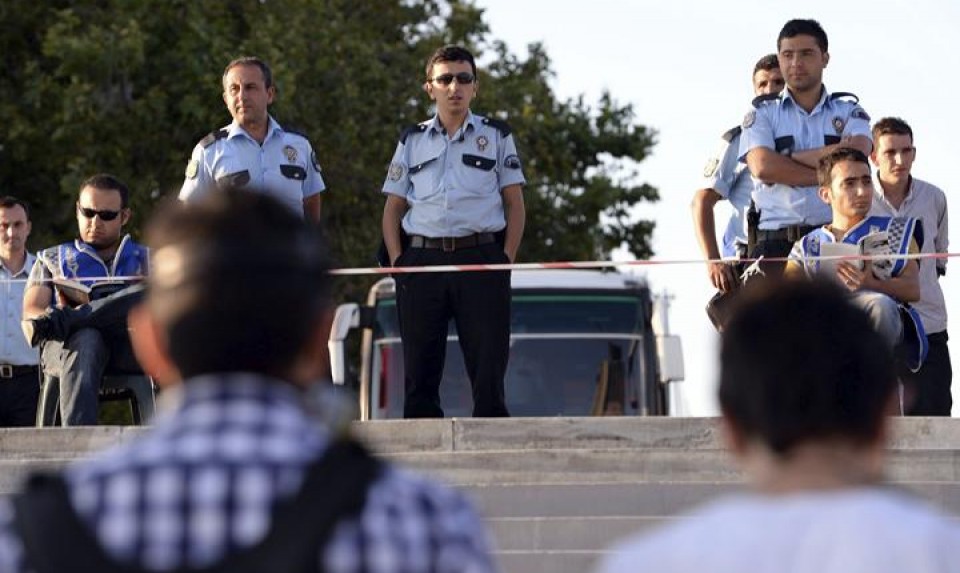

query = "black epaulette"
[721,125,742,143]
[481,116,512,137]
[281,125,310,140]
[830,92,859,104]
[399,123,428,144]
[199,129,228,148]
[751,93,780,108]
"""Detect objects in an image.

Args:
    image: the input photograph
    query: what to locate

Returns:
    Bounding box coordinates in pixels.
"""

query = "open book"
[819,231,893,281]
[52,278,128,306]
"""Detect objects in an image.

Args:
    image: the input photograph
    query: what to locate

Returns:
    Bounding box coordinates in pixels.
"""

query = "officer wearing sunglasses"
[381,45,526,418]
[22,174,148,425]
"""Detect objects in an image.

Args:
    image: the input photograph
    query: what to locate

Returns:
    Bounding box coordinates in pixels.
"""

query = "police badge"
[832,117,845,135]
[742,110,755,129]
[476,135,489,152]
[388,162,404,181]
[283,145,298,162]
[185,159,199,179]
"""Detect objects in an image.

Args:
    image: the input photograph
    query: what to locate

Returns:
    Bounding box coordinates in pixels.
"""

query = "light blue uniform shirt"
[382,111,526,238]
[179,116,325,218]
[739,87,872,230]
[0,253,37,366]
[703,126,752,257]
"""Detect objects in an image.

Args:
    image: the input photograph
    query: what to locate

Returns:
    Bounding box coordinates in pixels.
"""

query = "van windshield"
[371,293,649,418]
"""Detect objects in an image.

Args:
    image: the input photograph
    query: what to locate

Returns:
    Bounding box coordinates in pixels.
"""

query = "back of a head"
[146,189,331,379]
[719,280,896,456]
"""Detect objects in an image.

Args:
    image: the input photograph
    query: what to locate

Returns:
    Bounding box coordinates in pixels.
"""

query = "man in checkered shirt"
[0,190,499,573]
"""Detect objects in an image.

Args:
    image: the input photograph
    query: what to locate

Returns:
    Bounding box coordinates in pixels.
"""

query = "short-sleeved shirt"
[0,253,37,366]
[702,126,752,257]
[179,116,325,218]
[739,87,872,230]
[869,176,949,333]
[382,111,525,238]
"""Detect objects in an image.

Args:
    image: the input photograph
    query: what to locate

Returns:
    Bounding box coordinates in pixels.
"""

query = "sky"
[476,0,960,415]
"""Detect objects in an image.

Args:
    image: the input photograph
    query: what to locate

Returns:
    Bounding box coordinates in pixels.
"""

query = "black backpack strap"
[13,438,383,573]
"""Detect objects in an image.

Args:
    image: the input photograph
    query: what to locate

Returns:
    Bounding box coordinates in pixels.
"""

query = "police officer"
[739,19,872,275]
[693,54,783,294]
[381,45,526,418]
[179,56,325,222]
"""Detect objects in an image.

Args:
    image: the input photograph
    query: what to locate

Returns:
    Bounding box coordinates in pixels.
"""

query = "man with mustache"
[179,56,326,222]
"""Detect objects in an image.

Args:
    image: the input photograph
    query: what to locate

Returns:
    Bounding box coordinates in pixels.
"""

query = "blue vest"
[794,216,928,372]
[57,234,149,288]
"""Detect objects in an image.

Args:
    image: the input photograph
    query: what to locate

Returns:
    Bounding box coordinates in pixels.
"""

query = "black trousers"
[904,331,953,416]
[749,238,794,277]
[0,367,40,427]
[395,242,511,418]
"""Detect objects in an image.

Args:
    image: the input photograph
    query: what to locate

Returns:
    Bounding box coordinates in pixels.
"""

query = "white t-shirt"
[595,488,960,573]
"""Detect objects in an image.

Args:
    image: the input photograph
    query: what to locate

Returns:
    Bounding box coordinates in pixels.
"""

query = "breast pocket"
[215,169,250,188]
[409,156,442,201]
[460,154,498,194]
[280,164,307,181]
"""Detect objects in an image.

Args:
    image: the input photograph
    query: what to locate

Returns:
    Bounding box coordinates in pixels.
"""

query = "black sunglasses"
[77,204,122,221]
[429,72,475,86]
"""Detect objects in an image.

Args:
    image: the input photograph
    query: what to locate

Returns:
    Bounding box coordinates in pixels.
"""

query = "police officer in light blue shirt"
[179,57,325,222]
[739,19,872,275]
[693,54,783,294]
[382,45,526,419]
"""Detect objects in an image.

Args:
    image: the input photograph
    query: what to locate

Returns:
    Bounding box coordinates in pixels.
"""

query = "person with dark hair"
[0,190,498,573]
[739,18,873,276]
[0,196,39,426]
[694,54,783,328]
[21,174,148,425]
[381,44,526,418]
[179,56,326,222]
[596,280,960,573]
[868,117,952,416]
[786,148,926,372]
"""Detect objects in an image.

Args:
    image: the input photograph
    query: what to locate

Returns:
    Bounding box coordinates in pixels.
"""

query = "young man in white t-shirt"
[595,280,960,573]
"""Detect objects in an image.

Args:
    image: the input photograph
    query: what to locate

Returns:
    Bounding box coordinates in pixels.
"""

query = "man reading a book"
[21,174,148,425]
[786,148,927,372]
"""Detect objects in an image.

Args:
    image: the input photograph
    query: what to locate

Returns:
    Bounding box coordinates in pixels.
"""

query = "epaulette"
[830,92,859,104]
[281,125,310,139]
[199,129,228,148]
[481,116,512,137]
[399,123,428,144]
[721,125,742,143]
[751,93,780,108]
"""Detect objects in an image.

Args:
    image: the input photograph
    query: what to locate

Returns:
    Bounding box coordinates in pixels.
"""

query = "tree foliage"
[0,0,658,299]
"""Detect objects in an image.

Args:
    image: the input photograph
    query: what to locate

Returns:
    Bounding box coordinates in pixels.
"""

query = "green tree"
[0,0,658,299]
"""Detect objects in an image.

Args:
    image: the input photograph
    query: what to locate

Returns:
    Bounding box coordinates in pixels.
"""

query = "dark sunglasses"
[429,72,475,86]
[77,204,122,221]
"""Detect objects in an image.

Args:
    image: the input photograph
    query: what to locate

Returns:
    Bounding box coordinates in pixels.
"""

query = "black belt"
[0,364,38,379]
[756,225,817,243]
[408,233,496,251]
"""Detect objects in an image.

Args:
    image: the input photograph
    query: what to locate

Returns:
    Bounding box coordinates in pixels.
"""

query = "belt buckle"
[442,237,455,252]
[0,365,12,378]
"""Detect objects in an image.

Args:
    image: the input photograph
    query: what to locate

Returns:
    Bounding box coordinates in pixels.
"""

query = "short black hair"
[872,117,914,143]
[80,173,130,208]
[144,189,331,380]
[223,56,274,89]
[425,45,477,78]
[0,196,30,220]
[817,147,870,187]
[719,280,896,457]
[753,53,780,75]
[778,19,828,53]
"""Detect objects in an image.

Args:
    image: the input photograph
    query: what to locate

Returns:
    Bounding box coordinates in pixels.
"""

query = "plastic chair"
[36,373,156,426]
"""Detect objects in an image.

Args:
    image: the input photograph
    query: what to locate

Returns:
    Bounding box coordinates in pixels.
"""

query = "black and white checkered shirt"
[0,374,499,572]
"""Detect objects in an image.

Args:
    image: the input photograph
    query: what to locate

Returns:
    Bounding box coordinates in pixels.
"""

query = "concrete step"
[496,550,602,573]
[489,516,671,551]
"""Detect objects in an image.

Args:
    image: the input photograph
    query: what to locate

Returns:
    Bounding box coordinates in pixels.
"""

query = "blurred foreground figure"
[0,190,499,573]
[595,280,960,573]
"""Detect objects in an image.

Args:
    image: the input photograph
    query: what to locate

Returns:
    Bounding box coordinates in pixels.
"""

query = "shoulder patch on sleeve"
[199,129,228,148]
[481,116,512,137]
[829,91,860,104]
[721,125,742,143]
[399,123,428,144]
[751,93,780,108]
[742,110,756,129]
